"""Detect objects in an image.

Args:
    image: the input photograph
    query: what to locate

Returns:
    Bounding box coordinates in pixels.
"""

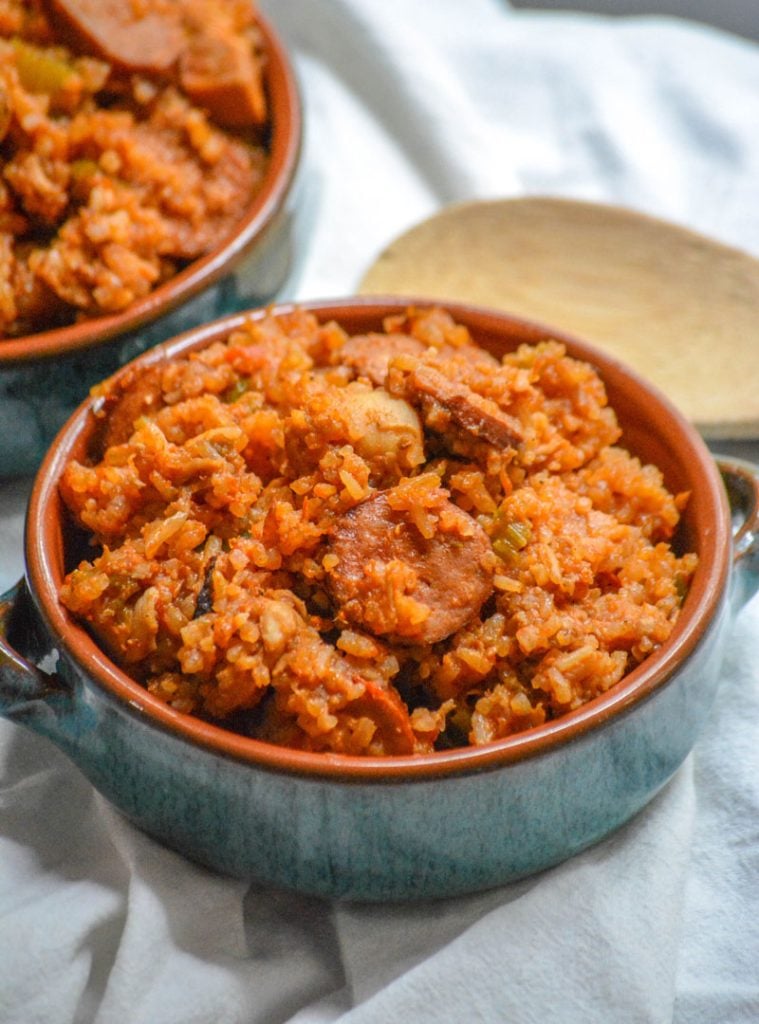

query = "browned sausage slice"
[408,365,523,450]
[327,491,494,644]
[339,332,427,386]
[178,33,267,128]
[42,0,184,74]
[345,678,417,755]
[94,363,167,453]
[260,605,417,755]
[260,672,417,756]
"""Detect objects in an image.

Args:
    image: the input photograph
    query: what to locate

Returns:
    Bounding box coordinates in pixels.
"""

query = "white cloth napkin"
[1,2,759,1021]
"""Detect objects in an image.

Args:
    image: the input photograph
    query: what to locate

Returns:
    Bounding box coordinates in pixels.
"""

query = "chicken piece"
[327,490,494,645]
[266,651,417,757]
[342,385,424,473]
[282,380,424,485]
[213,593,417,755]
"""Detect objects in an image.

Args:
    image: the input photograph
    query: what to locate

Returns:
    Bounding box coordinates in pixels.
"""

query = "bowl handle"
[716,456,759,609]
[0,579,72,721]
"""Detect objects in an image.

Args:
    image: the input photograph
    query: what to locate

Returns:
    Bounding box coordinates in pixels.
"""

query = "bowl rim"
[25,296,732,782]
[0,9,302,367]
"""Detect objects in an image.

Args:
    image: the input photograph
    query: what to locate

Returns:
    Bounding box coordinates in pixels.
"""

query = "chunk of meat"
[95,363,167,452]
[327,491,494,644]
[408,365,523,450]
[11,250,69,331]
[254,599,417,755]
[347,677,416,755]
[179,32,267,128]
[339,385,425,472]
[266,671,417,756]
[339,332,427,386]
[42,0,185,74]
[281,381,424,484]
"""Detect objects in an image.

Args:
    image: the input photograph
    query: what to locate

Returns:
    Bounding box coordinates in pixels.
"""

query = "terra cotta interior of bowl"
[25,298,731,779]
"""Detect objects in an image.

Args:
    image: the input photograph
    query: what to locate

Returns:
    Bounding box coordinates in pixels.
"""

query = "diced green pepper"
[491,512,532,560]
[70,159,99,178]
[502,521,531,550]
[492,537,513,560]
[11,38,77,97]
[223,378,250,404]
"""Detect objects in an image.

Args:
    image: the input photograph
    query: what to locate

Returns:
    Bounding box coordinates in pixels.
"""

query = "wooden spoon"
[359,197,759,439]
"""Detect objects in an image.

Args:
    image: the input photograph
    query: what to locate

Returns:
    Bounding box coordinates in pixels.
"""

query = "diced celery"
[492,515,532,560]
[11,38,76,97]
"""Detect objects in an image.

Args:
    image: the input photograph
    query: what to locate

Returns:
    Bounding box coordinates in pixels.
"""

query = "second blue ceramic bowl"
[0,9,302,478]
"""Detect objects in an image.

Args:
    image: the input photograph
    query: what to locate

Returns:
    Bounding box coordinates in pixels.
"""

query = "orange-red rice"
[59,306,698,756]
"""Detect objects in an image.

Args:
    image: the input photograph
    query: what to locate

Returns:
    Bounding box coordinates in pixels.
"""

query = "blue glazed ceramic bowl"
[1,299,757,902]
[0,10,301,478]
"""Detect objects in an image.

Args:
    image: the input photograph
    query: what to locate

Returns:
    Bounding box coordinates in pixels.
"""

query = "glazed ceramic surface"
[0,11,302,478]
[1,299,758,901]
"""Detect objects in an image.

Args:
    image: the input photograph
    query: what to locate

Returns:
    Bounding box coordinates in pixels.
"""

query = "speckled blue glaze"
[0,546,752,902]
[0,211,297,478]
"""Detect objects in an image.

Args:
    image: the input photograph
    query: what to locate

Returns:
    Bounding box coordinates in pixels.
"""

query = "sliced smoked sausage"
[407,364,523,450]
[179,33,267,128]
[327,490,494,645]
[42,0,185,74]
[339,332,427,386]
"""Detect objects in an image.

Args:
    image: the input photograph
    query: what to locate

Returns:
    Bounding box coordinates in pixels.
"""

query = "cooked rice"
[0,0,268,337]
[59,306,698,756]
